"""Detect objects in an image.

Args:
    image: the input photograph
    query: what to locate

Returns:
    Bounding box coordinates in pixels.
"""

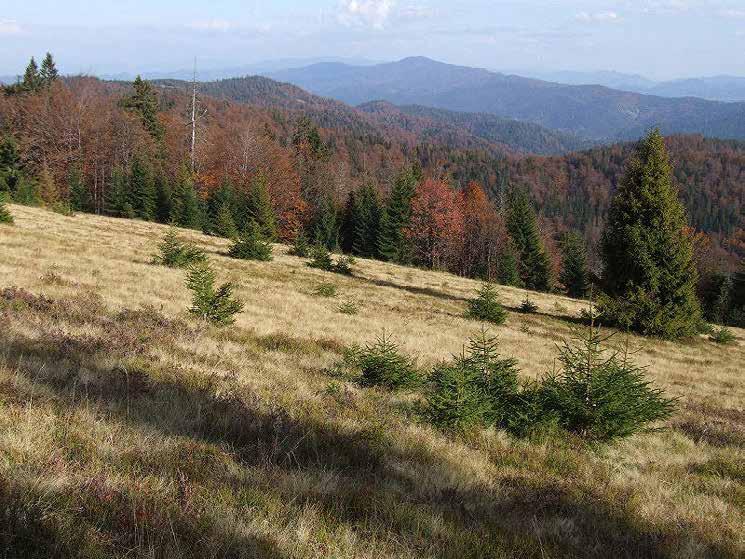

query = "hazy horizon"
[3,0,745,80]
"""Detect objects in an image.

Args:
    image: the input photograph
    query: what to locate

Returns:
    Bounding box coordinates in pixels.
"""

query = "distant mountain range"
[155,75,588,156]
[267,57,745,141]
[514,70,745,102]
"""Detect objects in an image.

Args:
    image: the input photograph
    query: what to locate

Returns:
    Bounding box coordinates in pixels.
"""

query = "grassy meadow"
[0,204,743,558]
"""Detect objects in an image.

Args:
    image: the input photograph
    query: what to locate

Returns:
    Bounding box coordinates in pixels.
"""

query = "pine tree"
[245,173,277,240]
[186,261,244,326]
[600,129,702,338]
[289,228,311,257]
[539,315,677,441]
[378,166,417,263]
[13,177,42,207]
[730,260,745,326]
[215,203,239,240]
[228,220,273,261]
[22,57,41,92]
[68,166,92,212]
[0,135,22,196]
[170,165,202,229]
[506,187,551,292]
[40,53,59,86]
[152,228,206,268]
[122,76,164,142]
[560,231,590,298]
[154,172,172,223]
[467,282,508,325]
[129,155,156,220]
[498,239,522,287]
[353,184,382,258]
[204,179,236,236]
[312,196,339,250]
[105,167,134,218]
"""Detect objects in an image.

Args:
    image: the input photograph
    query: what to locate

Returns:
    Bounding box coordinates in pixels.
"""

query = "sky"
[2,0,745,80]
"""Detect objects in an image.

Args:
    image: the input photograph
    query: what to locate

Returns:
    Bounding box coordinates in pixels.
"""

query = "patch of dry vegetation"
[0,204,743,558]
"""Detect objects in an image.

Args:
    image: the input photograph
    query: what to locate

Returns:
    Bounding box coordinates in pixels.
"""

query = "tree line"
[2,55,744,336]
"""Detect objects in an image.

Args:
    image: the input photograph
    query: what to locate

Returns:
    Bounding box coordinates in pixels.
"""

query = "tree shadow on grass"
[0,322,732,559]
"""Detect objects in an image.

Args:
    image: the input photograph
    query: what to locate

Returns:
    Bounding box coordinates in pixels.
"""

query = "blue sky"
[2,0,744,79]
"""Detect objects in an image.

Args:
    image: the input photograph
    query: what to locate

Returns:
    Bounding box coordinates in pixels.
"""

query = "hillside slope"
[0,206,744,558]
[268,57,745,141]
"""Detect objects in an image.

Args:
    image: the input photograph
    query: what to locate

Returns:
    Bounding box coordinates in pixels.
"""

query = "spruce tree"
[68,166,92,213]
[378,166,417,263]
[730,260,745,326]
[214,203,239,240]
[186,261,244,326]
[246,173,277,240]
[506,187,552,292]
[122,76,164,142]
[170,165,202,229]
[129,155,156,221]
[105,167,134,218]
[154,172,172,223]
[351,184,382,258]
[22,57,40,92]
[40,53,59,86]
[204,179,236,236]
[498,239,522,287]
[600,129,702,338]
[0,135,22,196]
[228,220,273,261]
[312,196,339,250]
[468,282,508,325]
[38,164,59,206]
[560,231,590,298]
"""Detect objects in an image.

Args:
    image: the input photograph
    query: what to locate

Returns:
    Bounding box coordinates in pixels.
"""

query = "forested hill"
[358,102,593,155]
[501,135,745,255]
[155,76,589,157]
[268,57,745,142]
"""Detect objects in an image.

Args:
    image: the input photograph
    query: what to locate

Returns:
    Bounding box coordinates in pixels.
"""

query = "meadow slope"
[0,204,743,558]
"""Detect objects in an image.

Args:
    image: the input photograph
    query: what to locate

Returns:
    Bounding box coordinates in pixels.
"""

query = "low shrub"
[518,294,539,314]
[425,328,520,431]
[356,332,419,391]
[313,283,337,298]
[337,300,360,315]
[710,326,736,345]
[537,326,677,441]
[467,283,507,325]
[185,261,244,326]
[228,220,273,261]
[152,228,206,268]
[289,230,310,257]
[0,195,13,224]
[307,244,355,275]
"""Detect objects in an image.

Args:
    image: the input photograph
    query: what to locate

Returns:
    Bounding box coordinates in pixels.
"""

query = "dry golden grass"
[0,204,743,558]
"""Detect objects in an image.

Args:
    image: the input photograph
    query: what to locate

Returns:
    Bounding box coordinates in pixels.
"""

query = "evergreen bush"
[228,220,273,261]
[308,244,334,271]
[518,294,539,314]
[710,326,736,345]
[313,283,337,298]
[289,229,311,257]
[152,228,207,268]
[337,300,360,315]
[153,227,207,268]
[467,282,507,325]
[537,319,676,441]
[185,261,244,326]
[357,332,420,391]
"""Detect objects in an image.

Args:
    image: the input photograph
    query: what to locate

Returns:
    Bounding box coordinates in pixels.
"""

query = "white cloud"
[720,9,745,18]
[338,0,396,29]
[575,11,621,23]
[0,19,22,35]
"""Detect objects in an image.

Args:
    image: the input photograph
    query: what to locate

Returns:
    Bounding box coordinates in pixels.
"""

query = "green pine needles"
[152,228,207,268]
[356,332,420,391]
[467,282,508,325]
[426,328,520,431]
[289,229,311,257]
[185,261,244,326]
[308,244,355,275]
[600,129,702,339]
[538,321,677,441]
[228,220,273,261]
